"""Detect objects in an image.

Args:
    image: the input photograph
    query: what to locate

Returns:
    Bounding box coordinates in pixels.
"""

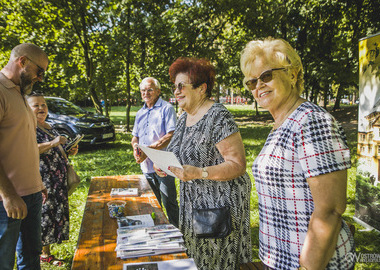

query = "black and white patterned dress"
[167,103,252,270]
[252,101,355,269]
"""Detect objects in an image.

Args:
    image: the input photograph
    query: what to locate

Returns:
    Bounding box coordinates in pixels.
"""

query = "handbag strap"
[38,124,69,161]
[176,116,229,206]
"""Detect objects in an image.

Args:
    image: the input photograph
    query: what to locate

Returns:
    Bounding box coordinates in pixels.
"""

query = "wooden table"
[71,175,187,270]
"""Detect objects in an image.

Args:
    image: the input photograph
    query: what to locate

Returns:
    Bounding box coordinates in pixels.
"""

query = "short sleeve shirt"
[132,98,176,173]
[0,72,44,199]
[252,101,354,269]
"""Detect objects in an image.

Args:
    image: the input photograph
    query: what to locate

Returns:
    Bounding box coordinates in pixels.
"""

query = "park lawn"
[43,105,380,270]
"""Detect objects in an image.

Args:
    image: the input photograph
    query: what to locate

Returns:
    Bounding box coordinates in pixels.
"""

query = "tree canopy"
[1,0,379,124]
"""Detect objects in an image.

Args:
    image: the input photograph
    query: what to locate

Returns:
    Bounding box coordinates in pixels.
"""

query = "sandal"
[40,255,65,266]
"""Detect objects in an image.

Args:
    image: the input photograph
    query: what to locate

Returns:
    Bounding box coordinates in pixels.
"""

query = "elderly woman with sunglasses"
[157,57,252,269]
[240,37,355,270]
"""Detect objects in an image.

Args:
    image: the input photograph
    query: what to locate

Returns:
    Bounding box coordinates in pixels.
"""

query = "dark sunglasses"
[27,57,45,78]
[171,82,192,93]
[245,68,286,90]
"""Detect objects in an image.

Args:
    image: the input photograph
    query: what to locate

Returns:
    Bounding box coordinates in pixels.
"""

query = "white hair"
[139,77,161,90]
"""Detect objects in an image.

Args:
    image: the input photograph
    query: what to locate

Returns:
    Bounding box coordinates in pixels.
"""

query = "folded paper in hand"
[137,144,183,177]
[65,134,84,151]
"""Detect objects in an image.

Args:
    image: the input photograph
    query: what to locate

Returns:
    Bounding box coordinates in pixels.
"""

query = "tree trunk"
[333,84,344,111]
[124,5,132,132]
[102,80,109,117]
[125,64,132,132]
[89,86,102,114]
[216,84,220,103]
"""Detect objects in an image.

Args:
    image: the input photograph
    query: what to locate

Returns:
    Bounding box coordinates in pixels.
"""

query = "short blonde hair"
[240,37,304,94]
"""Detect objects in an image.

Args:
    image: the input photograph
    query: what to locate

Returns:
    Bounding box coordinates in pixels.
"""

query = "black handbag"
[192,206,232,238]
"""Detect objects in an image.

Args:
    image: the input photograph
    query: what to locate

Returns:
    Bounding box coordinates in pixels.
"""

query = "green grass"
[41,104,379,270]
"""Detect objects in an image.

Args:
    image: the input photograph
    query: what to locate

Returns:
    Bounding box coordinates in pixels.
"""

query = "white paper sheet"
[137,144,183,178]
[123,258,198,270]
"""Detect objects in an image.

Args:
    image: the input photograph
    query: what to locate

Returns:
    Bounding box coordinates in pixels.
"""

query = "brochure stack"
[115,219,186,259]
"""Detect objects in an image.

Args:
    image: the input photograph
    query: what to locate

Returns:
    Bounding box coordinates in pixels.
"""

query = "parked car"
[44,97,116,145]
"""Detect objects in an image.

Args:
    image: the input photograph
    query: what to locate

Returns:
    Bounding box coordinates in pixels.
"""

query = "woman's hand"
[38,135,67,154]
[153,164,167,177]
[168,165,201,181]
[51,136,67,147]
[68,145,78,156]
[41,188,48,204]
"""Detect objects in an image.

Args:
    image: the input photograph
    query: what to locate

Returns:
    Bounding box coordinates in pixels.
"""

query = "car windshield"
[46,99,88,115]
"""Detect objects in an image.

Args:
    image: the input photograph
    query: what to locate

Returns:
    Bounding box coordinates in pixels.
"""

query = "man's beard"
[20,71,34,95]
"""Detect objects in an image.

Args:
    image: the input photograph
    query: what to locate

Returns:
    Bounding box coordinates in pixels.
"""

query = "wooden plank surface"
[71,175,187,270]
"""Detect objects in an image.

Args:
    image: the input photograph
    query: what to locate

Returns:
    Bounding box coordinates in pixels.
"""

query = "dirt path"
[329,105,358,134]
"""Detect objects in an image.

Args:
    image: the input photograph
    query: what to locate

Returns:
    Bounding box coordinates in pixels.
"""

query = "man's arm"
[131,136,139,150]
[149,131,174,150]
[149,105,176,150]
[0,163,27,219]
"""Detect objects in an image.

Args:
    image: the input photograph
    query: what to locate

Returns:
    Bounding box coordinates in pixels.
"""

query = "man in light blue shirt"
[131,77,179,227]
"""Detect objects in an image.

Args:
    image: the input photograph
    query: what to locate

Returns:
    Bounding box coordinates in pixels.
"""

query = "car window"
[46,99,88,115]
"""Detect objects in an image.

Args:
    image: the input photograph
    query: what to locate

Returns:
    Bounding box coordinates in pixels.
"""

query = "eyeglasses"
[27,57,45,78]
[245,68,286,90]
[171,82,192,93]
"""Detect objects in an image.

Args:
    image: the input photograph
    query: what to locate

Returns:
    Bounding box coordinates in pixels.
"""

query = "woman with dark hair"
[156,57,252,269]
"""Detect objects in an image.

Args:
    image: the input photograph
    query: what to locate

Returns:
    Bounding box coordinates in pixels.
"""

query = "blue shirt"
[132,97,177,173]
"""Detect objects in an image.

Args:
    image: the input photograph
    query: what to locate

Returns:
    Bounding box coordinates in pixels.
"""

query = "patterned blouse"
[167,103,252,270]
[252,101,355,269]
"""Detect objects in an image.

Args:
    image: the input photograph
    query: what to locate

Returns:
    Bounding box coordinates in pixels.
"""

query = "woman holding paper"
[155,57,252,270]
[27,93,78,266]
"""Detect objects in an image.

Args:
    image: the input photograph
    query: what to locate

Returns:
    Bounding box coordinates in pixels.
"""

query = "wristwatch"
[201,167,209,179]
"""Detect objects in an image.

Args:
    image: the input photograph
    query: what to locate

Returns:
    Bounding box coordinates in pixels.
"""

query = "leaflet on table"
[117,214,154,229]
[117,245,187,259]
[123,258,198,270]
[117,224,179,236]
[116,225,183,248]
[117,232,184,247]
[137,144,183,178]
[118,231,183,242]
[116,239,184,251]
[111,188,139,197]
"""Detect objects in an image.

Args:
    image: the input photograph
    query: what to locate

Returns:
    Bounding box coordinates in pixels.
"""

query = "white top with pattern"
[252,102,355,269]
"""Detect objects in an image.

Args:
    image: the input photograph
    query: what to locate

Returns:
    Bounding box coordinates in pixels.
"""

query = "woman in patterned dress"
[27,93,78,266]
[240,37,355,270]
[155,57,252,269]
